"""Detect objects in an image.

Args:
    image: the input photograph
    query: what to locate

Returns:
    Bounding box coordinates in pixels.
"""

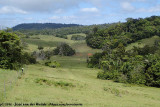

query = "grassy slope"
[126,36,160,50]
[22,34,85,52]
[1,35,160,107]
[0,69,20,102]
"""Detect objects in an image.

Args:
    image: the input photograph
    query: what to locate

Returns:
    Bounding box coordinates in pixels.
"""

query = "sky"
[0,0,160,27]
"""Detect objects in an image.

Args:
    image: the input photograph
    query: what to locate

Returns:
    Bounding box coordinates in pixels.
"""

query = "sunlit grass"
[126,36,160,50]
[1,34,160,107]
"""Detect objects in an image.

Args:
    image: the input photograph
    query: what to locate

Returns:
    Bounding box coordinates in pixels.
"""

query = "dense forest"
[87,16,160,87]
[86,16,160,49]
[13,23,114,39]
[12,23,81,30]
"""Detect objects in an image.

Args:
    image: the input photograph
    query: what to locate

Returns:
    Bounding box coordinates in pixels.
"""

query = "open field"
[22,34,87,52]
[2,55,160,107]
[0,35,160,107]
[67,33,86,40]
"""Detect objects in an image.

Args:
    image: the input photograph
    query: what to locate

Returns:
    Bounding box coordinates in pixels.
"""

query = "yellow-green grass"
[0,69,20,102]
[3,56,160,107]
[71,41,102,59]
[30,35,75,44]
[1,35,160,106]
[22,35,85,52]
[126,36,160,50]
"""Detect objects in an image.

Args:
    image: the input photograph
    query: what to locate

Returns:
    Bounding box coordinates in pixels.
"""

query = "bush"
[53,43,75,56]
[38,45,44,50]
[45,61,60,68]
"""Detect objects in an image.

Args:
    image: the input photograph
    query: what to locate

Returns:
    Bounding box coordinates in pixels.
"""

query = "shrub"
[38,45,44,50]
[54,81,75,87]
[45,61,60,68]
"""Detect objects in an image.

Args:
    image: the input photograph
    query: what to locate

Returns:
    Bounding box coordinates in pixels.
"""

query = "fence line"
[0,69,24,101]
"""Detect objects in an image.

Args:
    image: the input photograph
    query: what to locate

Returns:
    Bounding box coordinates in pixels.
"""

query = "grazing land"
[0,35,160,107]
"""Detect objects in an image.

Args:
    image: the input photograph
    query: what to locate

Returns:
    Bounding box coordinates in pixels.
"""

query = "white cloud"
[0,0,81,13]
[0,6,27,14]
[148,5,160,12]
[135,5,160,13]
[121,2,135,12]
[49,16,61,20]
[80,7,99,12]
[50,16,77,20]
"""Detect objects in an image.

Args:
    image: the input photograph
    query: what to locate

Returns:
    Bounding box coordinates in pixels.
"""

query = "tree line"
[87,16,160,87]
[86,16,160,49]
[14,23,114,39]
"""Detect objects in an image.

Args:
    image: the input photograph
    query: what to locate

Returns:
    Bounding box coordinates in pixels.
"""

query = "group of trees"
[0,31,36,70]
[86,16,160,49]
[31,43,75,61]
[0,30,76,70]
[88,43,160,87]
[53,43,75,56]
[87,16,160,87]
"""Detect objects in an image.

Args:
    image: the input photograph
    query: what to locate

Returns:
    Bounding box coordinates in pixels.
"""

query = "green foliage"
[54,81,75,87]
[45,61,60,68]
[38,45,44,50]
[13,23,81,30]
[21,52,36,64]
[35,78,74,87]
[90,40,160,87]
[0,31,22,70]
[86,16,160,49]
[144,55,160,87]
[86,34,104,49]
[53,43,75,56]
[87,53,104,68]
[15,24,112,39]
[35,78,53,86]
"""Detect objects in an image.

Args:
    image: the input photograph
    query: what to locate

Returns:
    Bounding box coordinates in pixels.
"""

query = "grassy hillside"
[0,69,21,102]
[1,34,160,107]
[2,56,160,107]
[126,36,160,50]
[22,35,76,52]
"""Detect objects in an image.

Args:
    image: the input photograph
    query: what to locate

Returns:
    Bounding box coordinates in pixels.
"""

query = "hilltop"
[12,23,81,30]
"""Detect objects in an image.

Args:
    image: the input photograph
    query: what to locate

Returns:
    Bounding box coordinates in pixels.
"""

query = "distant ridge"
[12,23,82,30]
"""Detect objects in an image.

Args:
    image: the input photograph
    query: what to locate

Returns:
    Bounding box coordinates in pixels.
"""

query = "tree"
[53,43,75,56]
[0,31,22,69]
[93,27,98,34]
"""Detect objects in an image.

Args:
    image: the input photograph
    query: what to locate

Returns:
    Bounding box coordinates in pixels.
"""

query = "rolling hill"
[12,23,81,30]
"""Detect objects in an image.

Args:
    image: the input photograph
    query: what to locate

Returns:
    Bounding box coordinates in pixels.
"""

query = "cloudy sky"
[0,0,160,27]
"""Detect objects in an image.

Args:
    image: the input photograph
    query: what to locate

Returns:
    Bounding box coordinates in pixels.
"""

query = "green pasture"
[0,34,160,107]
[126,36,160,50]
